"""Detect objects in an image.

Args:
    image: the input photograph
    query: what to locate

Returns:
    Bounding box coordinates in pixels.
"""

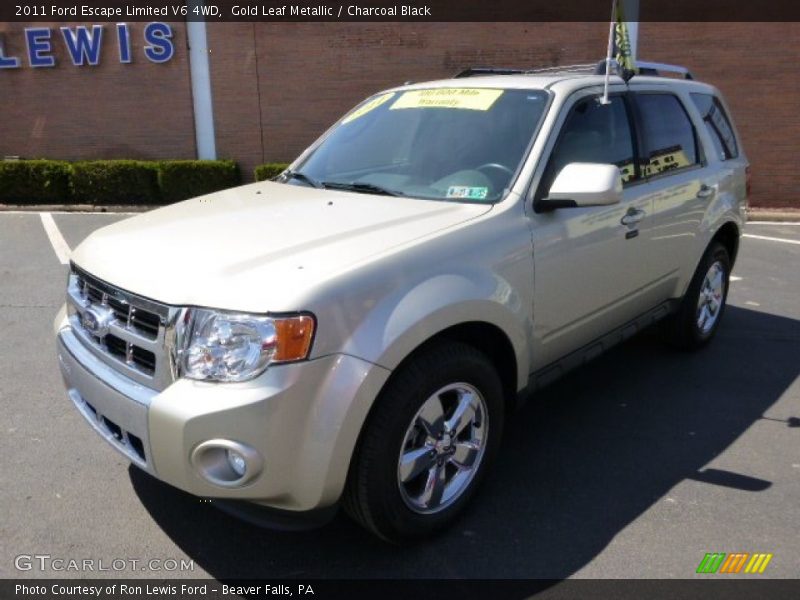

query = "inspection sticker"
[446,186,489,200]
[391,88,504,111]
[341,92,396,124]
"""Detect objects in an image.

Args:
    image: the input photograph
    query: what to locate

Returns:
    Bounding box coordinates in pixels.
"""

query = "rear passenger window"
[691,93,739,160]
[636,94,699,177]
[541,95,638,193]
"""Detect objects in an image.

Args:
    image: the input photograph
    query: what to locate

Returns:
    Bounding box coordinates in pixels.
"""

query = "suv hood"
[71,181,492,312]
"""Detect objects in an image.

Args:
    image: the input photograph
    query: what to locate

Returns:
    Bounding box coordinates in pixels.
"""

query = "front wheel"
[664,242,731,349]
[343,342,504,542]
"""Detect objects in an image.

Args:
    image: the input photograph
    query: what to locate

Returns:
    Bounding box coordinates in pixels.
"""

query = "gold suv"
[56,61,748,541]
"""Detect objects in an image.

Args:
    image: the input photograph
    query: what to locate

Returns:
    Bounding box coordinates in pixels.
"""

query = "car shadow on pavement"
[130,305,800,580]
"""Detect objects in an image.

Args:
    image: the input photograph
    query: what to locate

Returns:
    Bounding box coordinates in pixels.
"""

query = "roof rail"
[594,59,694,81]
[454,67,526,78]
[455,61,694,81]
[528,63,598,75]
[454,63,598,78]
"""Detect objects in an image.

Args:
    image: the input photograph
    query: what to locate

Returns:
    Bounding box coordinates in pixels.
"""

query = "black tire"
[343,342,504,542]
[664,242,731,350]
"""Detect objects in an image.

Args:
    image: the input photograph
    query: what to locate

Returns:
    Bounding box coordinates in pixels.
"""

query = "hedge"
[0,159,243,206]
[70,160,161,205]
[0,160,71,204]
[254,162,290,182]
[158,160,240,204]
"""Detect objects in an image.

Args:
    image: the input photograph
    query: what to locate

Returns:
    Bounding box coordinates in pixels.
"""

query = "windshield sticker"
[391,89,504,111]
[446,186,489,200]
[341,92,396,124]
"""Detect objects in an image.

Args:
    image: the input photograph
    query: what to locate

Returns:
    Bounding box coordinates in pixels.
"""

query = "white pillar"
[186,3,217,160]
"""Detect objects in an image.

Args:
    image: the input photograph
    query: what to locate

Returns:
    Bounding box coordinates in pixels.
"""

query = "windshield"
[286,87,549,202]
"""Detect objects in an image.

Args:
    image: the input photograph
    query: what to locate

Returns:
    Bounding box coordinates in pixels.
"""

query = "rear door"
[628,89,713,298]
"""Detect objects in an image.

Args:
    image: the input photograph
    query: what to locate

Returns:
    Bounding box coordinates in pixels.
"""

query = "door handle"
[697,184,715,199]
[621,208,645,227]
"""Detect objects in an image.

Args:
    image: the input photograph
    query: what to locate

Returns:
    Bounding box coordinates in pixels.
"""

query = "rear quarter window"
[690,93,739,161]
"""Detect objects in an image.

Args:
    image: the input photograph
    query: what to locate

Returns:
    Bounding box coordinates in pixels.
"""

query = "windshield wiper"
[321,181,402,196]
[284,169,322,188]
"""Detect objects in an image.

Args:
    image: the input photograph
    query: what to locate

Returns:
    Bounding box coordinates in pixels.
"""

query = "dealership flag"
[612,0,639,76]
[614,1,636,74]
[602,0,637,103]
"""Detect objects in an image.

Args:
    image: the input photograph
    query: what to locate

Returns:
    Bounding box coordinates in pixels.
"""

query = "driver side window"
[539,95,638,199]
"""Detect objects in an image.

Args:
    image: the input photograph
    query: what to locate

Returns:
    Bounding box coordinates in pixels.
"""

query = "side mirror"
[540,163,623,209]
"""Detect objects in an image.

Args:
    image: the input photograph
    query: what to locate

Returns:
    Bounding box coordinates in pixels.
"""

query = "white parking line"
[743,233,800,246]
[39,212,72,265]
[730,276,743,281]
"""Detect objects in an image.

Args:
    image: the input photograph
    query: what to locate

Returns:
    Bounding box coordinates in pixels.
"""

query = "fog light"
[226,449,247,477]
[190,439,263,488]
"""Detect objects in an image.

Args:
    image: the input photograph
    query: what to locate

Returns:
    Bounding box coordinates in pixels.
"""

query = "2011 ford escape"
[55,61,748,541]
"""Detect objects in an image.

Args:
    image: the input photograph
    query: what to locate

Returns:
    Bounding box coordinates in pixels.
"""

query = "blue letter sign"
[0,35,21,69]
[143,23,175,64]
[25,28,56,68]
[61,25,104,66]
[0,23,176,70]
[117,23,132,64]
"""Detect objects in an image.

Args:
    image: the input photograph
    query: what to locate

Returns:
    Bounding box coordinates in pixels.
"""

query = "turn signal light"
[274,315,315,362]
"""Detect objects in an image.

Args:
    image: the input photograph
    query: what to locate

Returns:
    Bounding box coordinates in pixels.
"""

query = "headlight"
[182,309,315,382]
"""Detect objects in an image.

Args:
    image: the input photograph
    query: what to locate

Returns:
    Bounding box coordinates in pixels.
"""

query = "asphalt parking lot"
[0,211,798,581]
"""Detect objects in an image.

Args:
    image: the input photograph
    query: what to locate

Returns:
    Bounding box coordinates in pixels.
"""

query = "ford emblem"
[81,304,116,337]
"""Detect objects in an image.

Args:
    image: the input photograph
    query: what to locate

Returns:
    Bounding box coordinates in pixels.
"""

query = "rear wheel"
[343,342,504,542]
[664,242,731,349]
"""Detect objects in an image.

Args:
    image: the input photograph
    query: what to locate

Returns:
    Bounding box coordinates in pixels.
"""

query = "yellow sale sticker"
[391,88,504,111]
[341,93,396,124]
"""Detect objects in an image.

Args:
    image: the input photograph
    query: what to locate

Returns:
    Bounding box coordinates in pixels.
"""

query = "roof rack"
[635,61,694,80]
[454,67,525,78]
[455,60,694,81]
[454,63,598,78]
[594,59,694,80]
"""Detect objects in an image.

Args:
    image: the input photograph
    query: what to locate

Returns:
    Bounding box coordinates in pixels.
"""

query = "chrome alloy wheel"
[397,382,489,514]
[696,260,726,335]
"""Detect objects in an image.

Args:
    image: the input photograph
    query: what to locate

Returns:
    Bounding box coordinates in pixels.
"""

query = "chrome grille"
[66,265,178,391]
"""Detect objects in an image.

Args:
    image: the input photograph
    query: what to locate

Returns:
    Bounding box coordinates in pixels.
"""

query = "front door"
[529,92,663,369]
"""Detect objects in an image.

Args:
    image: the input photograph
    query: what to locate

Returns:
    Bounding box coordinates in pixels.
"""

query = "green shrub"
[70,160,160,205]
[254,162,290,182]
[0,158,243,206]
[158,160,240,204]
[0,160,71,204]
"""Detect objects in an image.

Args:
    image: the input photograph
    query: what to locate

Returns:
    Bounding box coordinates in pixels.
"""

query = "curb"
[747,209,800,222]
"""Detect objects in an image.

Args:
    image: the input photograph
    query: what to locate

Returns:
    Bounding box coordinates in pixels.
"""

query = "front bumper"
[55,308,391,513]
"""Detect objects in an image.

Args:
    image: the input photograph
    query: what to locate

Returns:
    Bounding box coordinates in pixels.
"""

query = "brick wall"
[2,22,797,207]
[0,22,195,162]
[206,24,263,180]
[209,22,607,180]
[639,22,800,208]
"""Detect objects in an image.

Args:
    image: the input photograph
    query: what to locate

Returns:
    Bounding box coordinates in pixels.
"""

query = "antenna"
[600,0,617,105]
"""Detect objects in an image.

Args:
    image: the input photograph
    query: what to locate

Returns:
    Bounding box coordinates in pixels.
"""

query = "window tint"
[324,107,423,173]
[691,93,738,160]
[636,94,698,176]
[542,95,637,194]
